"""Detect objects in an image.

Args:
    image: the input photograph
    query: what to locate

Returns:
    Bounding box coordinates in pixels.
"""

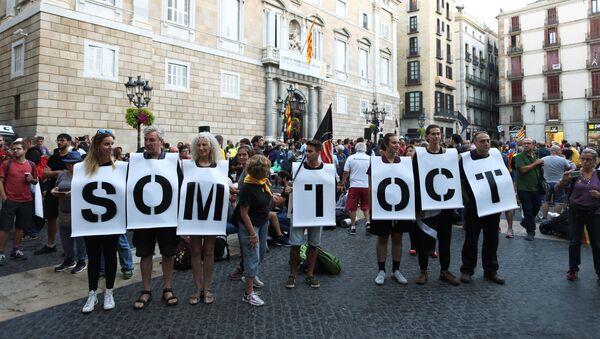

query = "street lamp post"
[417,113,426,138]
[364,99,387,146]
[124,76,152,150]
[276,85,305,141]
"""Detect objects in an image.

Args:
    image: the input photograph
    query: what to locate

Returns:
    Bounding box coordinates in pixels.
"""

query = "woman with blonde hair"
[188,132,223,305]
[80,129,119,313]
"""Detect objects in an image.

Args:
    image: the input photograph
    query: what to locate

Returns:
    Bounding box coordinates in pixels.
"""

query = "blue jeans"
[59,225,86,262]
[226,222,237,235]
[518,190,543,235]
[237,221,268,278]
[101,234,133,272]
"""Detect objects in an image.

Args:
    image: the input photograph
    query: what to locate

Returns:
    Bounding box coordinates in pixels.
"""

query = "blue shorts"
[289,226,322,247]
[544,182,565,204]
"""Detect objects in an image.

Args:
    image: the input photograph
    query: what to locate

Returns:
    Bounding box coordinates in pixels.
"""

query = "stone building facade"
[454,9,499,140]
[0,0,400,151]
[397,0,457,138]
[498,0,597,145]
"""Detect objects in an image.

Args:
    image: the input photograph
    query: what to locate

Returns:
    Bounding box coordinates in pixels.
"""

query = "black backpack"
[214,235,230,261]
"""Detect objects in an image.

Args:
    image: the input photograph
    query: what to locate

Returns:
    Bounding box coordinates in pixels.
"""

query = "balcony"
[466,97,490,110]
[407,47,420,58]
[465,52,472,62]
[589,110,600,121]
[510,114,523,124]
[586,31,600,43]
[261,47,280,65]
[479,58,486,69]
[473,56,479,66]
[466,74,488,88]
[587,59,600,70]
[507,45,523,55]
[494,46,498,55]
[405,76,421,86]
[434,110,457,122]
[436,29,442,37]
[435,76,456,89]
[436,51,444,60]
[543,91,563,102]
[547,112,561,122]
[545,16,559,26]
[542,63,562,75]
[543,38,561,50]
[402,108,422,118]
[500,94,526,105]
[506,69,524,79]
[436,7,442,15]
[586,87,600,99]
[509,24,521,33]
[446,32,452,41]
[446,55,453,64]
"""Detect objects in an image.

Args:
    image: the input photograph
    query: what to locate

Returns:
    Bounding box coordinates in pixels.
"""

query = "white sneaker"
[82,290,97,313]
[103,289,115,311]
[375,270,385,285]
[242,292,265,306]
[392,270,408,285]
[241,276,265,288]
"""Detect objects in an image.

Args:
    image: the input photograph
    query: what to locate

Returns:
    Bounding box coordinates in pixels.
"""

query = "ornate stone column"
[308,86,316,136]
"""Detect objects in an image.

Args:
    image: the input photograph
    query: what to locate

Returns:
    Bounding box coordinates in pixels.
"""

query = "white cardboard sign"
[291,162,336,227]
[415,147,463,210]
[370,156,416,220]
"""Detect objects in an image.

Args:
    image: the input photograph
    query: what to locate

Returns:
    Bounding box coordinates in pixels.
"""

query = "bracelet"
[249,234,257,238]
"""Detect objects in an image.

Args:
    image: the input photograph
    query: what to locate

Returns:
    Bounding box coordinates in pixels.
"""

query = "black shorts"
[369,217,414,237]
[132,227,179,257]
[44,193,59,220]
[0,200,33,231]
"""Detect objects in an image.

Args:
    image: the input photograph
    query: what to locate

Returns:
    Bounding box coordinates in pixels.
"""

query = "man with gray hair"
[339,142,371,235]
[132,125,181,309]
[514,138,545,241]
[541,145,573,219]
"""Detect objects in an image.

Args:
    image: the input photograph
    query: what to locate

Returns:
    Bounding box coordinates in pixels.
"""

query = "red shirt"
[0,160,36,202]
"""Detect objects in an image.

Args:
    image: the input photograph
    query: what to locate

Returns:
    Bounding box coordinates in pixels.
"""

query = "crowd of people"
[0,125,598,314]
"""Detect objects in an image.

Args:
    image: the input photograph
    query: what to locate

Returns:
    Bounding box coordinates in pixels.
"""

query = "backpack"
[173,236,191,271]
[214,235,230,261]
[299,244,342,275]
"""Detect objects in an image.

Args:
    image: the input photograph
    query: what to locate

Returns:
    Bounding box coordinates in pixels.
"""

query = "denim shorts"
[544,182,565,204]
[289,226,322,247]
[238,221,268,278]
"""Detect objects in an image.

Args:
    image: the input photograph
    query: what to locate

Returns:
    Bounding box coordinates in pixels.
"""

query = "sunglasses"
[97,129,114,135]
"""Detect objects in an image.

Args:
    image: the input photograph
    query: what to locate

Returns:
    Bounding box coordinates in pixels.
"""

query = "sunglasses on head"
[97,129,113,135]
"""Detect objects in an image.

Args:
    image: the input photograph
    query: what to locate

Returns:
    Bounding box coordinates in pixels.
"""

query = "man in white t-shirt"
[541,145,572,219]
[339,142,371,235]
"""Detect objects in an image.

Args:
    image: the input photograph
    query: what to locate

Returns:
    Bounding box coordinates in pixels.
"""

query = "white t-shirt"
[343,152,371,188]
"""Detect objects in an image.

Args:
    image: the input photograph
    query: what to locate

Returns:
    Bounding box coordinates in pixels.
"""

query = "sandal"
[133,290,152,310]
[203,290,215,304]
[189,290,203,306]
[506,230,514,239]
[162,288,178,306]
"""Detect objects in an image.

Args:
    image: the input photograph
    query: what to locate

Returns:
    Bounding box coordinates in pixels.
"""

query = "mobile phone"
[570,170,581,178]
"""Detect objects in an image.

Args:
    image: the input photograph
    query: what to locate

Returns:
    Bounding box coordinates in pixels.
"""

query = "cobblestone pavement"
[1,222,600,339]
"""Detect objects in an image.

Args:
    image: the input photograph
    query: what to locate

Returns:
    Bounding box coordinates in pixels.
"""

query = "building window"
[548,103,560,120]
[446,66,453,79]
[13,95,20,120]
[436,39,442,58]
[446,94,454,112]
[446,24,451,40]
[409,0,418,11]
[446,44,452,61]
[335,39,348,79]
[11,39,25,79]
[83,40,118,81]
[381,17,391,39]
[358,48,369,79]
[380,56,390,86]
[336,0,347,17]
[437,62,443,76]
[435,91,443,112]
[406,91,422,114]
[313,29,323,61]
[409,37,418,55]
[594,0,600,14]
[337,95,347,114]
[220,0,241,41]
[408,61,419,82]
[409,16,418,32]
[384,103,393,118]
[592,101,600,118]
[263,11,283,48]
[165,59,190,91]
[362,13,369,30]
[220,71,240,99]
[166,0,190,26]
[360,99,369,116]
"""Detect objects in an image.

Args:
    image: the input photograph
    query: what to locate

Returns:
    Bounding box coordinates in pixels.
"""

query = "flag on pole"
[516,126,525,140]
[305,18,316,64]
[313,104,334,163]
[457,111,470,134]
[285,99,292,139]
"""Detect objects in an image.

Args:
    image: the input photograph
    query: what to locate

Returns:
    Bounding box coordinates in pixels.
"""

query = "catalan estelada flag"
[313,104,334,163]
[306,18,316,64]
[516,126,525,140]
[285,99,292,139]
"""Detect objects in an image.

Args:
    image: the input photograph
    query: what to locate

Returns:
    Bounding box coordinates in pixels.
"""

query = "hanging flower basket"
[125,108,155,129]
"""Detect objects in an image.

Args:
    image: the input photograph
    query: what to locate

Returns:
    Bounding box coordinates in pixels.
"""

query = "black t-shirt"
[25,147,42,166]
[238,182,272,227]
[45,149,68,191]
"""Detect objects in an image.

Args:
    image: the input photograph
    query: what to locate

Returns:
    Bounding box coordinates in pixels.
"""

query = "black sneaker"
[10,249,27,261]
[365,222,371,235]
[0,254,6,266]
[54,260,76,272]
[22,234,39,242]
[347,227,357,235]
[275,235,292,247]
[34,245,57,255]
[71,260,87,274]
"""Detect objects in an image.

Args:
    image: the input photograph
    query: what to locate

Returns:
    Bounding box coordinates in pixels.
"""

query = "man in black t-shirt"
[34,133,71,255]
[459,132,505,285]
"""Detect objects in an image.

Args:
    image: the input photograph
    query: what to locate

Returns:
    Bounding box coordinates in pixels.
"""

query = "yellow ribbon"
[243,175,272,195]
